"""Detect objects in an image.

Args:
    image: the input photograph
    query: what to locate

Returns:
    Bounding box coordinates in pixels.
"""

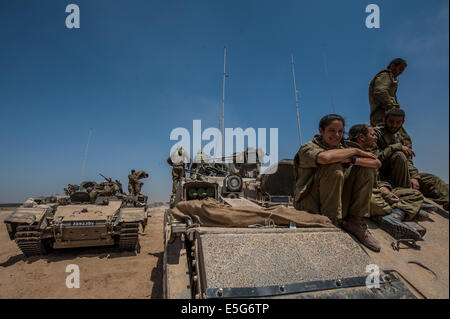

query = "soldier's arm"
[353,157,381,169]
[373,73,399,108]
[375,143,403,162]
[317,148,377,165]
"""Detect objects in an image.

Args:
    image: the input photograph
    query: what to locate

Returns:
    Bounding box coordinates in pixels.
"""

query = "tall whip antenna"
[221,46,227,162]
[322,53,336,113]
[291,54,302,145]
[80,128,93,184]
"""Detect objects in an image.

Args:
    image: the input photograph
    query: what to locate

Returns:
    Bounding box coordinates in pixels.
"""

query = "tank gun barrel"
[99,173,112,182]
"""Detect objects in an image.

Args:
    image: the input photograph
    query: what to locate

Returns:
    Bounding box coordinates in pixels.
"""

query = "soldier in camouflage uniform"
[373,109,418,189]
[369,58,412,148]
[349,124,424,240]
[294,114,381,252]
[376,109,449,211]
[128,170,148,195]
[134,171,149,195]
[128,170,138,195]
[167,146,191,199]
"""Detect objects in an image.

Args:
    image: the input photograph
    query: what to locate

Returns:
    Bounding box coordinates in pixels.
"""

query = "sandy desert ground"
[0,206,166,299]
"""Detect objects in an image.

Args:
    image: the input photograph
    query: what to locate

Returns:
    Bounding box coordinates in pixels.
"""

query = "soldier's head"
[131,169,135,174]
[388,58,407,77]
[319,114,345,148]
[385,108,405,134]
[177,146,183,156]
[349,124,377,149]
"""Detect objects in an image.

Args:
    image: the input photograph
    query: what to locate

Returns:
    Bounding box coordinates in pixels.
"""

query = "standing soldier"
[293,114,381,252]
[167,146,191,200]
[369,58,412,148]
[128,169,148,195]
[134,170,149,195]
[128,169,138,195]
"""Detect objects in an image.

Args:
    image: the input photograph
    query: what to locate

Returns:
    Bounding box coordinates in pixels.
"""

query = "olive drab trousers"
[171,166,184,194]
[380,151,411,188]
[370,187,424,220]
[297,163,374,220]
[419,173,449,210]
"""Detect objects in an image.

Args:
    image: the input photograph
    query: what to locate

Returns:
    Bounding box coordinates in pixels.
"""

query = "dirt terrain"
[0,206,166,299]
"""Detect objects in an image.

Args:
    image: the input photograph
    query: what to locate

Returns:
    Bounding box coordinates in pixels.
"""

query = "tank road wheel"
[119,222,140,251]
[14,225,47,257]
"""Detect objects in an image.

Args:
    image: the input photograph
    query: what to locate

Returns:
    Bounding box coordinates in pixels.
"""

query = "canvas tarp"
[172,198,335,228]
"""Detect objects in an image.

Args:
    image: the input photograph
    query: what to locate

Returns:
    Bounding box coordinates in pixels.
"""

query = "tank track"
[14,225,46,257]
[119,222,140,251]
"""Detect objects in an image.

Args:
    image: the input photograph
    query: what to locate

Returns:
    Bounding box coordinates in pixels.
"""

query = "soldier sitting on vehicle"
[293,114,382,252]
[348,123,426,240]
[375,109,449,211]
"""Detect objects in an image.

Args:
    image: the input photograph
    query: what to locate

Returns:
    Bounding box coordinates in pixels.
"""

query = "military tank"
[4,177,148,257]
[163,160,449,299]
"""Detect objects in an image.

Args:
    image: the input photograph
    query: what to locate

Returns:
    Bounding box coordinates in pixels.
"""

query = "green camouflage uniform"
[369,68,412,148]
[374,127,419,188]
[167,149,190,195]
[345,140,423,220]
[293,135,374,220]
[128,172,139,195]
[374,128,449,211]
[418,172,449,211]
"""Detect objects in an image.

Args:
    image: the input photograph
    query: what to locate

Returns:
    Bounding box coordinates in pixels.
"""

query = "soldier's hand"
[380,186,391,193]
[410,178,420,190]
[356,149,378,160]
[401,146,415,158]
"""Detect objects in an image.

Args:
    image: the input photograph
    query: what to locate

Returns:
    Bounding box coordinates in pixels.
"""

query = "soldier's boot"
[420,203,439,212]
[404,221,427,238]
[342,216,381,252]
[416,209,431,221]
[374,208,422,241]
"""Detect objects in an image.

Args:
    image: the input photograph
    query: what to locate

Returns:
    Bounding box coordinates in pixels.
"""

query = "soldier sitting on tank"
[167,146,191,200]
[348,123,426,240]
[375,109,449,211]
[294,114,382,252]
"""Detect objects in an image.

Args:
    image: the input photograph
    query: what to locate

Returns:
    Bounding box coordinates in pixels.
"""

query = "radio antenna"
[221,45,227,162]
[291,54,302,146]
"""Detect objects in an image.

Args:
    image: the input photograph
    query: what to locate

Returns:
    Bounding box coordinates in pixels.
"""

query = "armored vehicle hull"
[4,181,148,257]
[163,162,449,299]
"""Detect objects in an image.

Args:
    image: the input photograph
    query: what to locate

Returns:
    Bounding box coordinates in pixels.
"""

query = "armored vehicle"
[4,178,148,257]
[242,159,295,207]
[163,161,449,299]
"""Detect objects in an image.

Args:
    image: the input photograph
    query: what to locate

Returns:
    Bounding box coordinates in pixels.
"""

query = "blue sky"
[0,0,448,203]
